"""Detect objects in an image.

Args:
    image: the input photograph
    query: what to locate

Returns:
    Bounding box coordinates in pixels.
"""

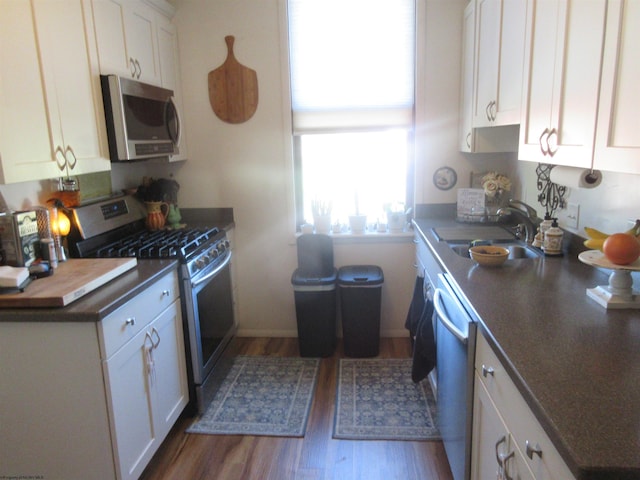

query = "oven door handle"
[433,288,468,344]
[191,252,232,289]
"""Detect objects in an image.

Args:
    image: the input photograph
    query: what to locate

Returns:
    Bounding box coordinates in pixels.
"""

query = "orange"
[603,233,640,265]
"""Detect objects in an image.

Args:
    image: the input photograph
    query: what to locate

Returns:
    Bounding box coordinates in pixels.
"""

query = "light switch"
[566,203,580,229]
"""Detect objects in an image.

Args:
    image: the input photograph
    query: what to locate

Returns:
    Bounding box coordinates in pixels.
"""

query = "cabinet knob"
[125,317,136,326]
[162,289,170,297]
[525,440,543,459]
[482,364,495,377]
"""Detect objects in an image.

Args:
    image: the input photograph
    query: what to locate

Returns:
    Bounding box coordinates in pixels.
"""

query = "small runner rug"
[333,358,440,441]
[187,356,320,437]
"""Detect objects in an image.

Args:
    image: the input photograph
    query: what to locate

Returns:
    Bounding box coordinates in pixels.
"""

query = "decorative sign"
[456,188,486,221]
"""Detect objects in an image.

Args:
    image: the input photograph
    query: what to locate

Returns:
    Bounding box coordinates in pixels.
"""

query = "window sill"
[293,229,414,245]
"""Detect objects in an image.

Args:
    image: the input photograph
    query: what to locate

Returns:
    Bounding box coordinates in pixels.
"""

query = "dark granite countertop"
[413,212,640,480]
[0,259,179,322]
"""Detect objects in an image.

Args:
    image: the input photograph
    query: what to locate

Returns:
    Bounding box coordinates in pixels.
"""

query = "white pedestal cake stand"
[578,250,640,309]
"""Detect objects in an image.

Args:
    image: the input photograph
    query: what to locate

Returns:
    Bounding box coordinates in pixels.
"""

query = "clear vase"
[485,193,507,222]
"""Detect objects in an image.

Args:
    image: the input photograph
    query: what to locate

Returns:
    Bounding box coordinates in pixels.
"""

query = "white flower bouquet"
[482,172,511,199]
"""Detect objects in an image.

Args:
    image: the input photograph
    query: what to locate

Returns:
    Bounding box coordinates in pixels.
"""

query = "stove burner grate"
[93,227,220,260]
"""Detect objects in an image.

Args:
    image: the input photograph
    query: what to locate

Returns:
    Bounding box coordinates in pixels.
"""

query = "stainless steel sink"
[448,241,542,259]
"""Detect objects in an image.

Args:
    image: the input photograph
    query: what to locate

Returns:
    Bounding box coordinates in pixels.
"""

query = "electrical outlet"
[565,203,580,229]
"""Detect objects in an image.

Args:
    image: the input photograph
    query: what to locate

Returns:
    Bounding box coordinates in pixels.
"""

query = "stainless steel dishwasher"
[434,273,477,480]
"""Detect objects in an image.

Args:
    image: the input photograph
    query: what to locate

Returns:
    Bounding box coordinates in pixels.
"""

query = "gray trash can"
[291,269,337,357]
[338,265,384,357]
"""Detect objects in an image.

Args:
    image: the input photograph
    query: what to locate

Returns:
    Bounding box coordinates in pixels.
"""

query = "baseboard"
[236,328,409,338]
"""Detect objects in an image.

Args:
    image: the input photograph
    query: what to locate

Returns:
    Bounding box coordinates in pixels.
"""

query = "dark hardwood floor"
[140,337,454,480]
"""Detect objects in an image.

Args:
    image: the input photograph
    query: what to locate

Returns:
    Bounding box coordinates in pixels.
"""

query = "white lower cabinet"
[99,270,187,480]
[472,333,575,480]
[0,269,187,480]
[102,299,187,480]
[472,375,534,480]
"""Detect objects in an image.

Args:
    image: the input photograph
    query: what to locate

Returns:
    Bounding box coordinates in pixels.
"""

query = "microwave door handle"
[433,288,468,344]
[167,96,182,147]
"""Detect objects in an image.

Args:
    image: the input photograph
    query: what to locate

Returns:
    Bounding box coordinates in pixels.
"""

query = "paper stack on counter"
[0,266,29,288]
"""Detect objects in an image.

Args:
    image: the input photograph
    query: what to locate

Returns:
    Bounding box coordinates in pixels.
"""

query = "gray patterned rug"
[333,358,440,441]
[187,356,320,437]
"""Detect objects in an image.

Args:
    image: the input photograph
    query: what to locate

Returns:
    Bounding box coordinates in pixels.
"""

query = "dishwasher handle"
[433,288,468,345]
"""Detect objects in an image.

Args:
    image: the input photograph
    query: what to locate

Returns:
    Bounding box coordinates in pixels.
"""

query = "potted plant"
[348,192,367,234]
[311,199,332,234]
[385,202,407,233]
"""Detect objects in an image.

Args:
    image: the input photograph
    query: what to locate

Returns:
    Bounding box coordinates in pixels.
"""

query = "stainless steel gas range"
[67,195,236,415]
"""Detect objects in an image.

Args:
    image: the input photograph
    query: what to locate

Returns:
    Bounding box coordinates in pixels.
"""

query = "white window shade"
[288,0,416,134]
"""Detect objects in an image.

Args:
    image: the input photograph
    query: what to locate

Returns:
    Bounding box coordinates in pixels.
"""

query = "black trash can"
[338,265,384,357]
[291,268,337,357]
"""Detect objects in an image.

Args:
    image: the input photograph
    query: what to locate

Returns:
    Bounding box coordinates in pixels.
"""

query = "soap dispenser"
[543,218,563,256]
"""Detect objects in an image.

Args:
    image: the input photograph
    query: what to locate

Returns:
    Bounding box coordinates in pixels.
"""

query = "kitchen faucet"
[497,200,541,244]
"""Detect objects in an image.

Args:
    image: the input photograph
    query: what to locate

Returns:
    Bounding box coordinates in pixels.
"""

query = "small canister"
[40,237,58,269]
[543,219,563,256]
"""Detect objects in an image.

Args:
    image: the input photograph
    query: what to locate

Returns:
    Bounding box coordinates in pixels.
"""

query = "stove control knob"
[224,240,230,249]
[195,258,206,270]
[217,243,226,253]
[191,263,199,274]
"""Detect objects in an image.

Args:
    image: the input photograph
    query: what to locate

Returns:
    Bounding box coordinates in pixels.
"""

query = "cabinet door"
[32,0,110,177]
[92,0,161,85]
[593,0,640,174]
[149,300,188,440]
[472,376,535,480]
[519,0,607,167]
[125,1,161,84]
[473,0,500,128]
[459,2,476,152]
[156,15,189,161]
[0,0,58,184]
[473,0,526,128]
[103,327,157,480]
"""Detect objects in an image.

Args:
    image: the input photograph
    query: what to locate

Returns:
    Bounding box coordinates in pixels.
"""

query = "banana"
[627,219,640,237]
[584,226,609,239]
[584,238,605,251]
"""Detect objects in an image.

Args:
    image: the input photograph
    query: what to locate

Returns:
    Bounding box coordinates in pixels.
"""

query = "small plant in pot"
[311,199,332,234]
[385,202,407,233]
[349,193,367,234]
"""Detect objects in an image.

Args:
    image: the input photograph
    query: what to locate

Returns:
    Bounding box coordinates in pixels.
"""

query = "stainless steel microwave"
[100,74,181,162]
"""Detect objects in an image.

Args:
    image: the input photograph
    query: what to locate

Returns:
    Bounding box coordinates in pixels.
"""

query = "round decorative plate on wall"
[433,166,457,191]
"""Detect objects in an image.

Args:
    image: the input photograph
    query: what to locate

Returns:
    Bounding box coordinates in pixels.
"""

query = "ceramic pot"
[349,215,367,234]
[166,204,182,228]
[145,201,169,231]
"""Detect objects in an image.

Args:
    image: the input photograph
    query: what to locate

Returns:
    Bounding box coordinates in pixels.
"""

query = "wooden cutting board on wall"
[208,36,259,124]
[0,258,137,308]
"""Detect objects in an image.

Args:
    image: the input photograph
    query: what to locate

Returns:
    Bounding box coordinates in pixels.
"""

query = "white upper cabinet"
[472,0,526,128]
[518,0,607,167]
[156,15,189,162]
[459,1,520,153]
[459,2,476,152]
[593,0,640,174]
[0,0,110,184]
[92,0,162,85]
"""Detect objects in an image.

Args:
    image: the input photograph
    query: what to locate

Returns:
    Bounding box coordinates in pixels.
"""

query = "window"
[288,0,416,230]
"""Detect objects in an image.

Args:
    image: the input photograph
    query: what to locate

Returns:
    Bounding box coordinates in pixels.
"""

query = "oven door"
[183,252,236,395]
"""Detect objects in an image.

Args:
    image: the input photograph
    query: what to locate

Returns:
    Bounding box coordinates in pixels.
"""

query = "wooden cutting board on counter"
[208,35,259,124]
[0,258,137,308]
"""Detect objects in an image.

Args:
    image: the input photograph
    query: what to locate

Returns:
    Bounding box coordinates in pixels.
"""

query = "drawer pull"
[125,317,136,326]
[482,365,495,377]
[162,289,170,297]
[526,440,543,459]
